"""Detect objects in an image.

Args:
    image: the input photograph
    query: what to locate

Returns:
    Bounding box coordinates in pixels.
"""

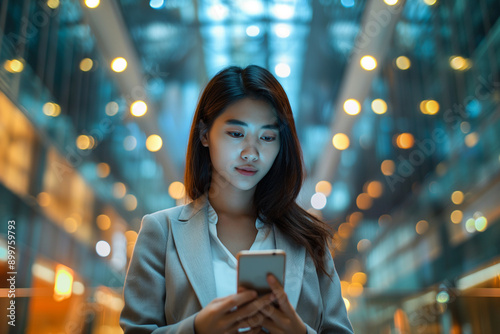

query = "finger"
[258,303,287,325]
[230,293,274,324]
[220,290,258,312]
[266,274,294,315]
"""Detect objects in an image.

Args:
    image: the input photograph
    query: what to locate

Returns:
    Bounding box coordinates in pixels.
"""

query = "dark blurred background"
[0,0,499,333]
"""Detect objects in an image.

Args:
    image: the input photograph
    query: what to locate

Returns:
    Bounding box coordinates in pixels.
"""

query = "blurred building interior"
[0,0,499,333]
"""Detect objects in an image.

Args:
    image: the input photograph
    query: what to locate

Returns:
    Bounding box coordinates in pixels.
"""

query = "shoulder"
[141,195,208,229]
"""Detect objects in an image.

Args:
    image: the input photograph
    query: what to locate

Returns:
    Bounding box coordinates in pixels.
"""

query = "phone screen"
[237,250,286,296]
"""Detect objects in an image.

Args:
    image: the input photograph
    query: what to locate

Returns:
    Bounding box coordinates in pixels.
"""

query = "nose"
[241,142,259,162]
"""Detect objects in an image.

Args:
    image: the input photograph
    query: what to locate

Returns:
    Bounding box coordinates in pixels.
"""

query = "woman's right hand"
[194,290,273,334]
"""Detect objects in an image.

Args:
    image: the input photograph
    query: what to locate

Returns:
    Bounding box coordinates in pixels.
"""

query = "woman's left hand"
[254,274,307,334]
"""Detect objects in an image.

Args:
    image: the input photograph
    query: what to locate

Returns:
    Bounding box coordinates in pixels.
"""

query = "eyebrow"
[225,119,279,130]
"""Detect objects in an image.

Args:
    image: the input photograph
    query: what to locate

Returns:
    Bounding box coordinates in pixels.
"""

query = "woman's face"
[201,98,281,194]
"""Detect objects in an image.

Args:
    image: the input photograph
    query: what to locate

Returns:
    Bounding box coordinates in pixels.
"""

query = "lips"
[235,166,258,176]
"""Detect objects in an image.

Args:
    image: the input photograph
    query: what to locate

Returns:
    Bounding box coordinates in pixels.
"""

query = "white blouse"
[207,201,276,298]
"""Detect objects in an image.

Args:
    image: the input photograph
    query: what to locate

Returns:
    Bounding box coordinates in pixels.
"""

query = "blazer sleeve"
[120,213,197,334]
[311,250,354,334]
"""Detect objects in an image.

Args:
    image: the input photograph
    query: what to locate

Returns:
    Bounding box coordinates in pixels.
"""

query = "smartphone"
[236,250,286,296]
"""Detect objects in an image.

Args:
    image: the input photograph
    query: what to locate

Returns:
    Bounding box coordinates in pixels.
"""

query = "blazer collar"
[171,195,217,307]
[172,195,306,309]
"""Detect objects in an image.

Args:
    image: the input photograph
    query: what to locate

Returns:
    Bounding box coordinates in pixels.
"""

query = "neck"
[207,180,256,217]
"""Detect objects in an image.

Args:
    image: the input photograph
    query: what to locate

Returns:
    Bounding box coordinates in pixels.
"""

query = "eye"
[261,135,277,142]
[227,131,243,138]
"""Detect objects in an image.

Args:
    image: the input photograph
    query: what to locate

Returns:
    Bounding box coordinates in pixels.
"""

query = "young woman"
[120,65,353,334]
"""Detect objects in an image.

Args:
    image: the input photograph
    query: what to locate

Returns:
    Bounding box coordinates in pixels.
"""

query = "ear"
[199,120,209,147]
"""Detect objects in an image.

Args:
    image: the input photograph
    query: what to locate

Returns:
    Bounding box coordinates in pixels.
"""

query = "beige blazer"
[120,196,353,333]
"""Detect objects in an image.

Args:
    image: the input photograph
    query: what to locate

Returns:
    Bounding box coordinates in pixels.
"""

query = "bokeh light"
[356,193,372,210]
[365,181,383,198]
[96,214,111,231]
[96,162,110,178]
[85,0,100,9]
[371,99,387,114]
[79,58,93,72]
[315,180,332,196]
[396,133,415,149]
[381,160,395,176]
[111,57,127,72]
[130,100,148,117]
[416,220,429,234]
[451,191,464,205]
[332,133,350,150]
[113,182,127,198]
[395,56,411,70]
[311,192,327,210]
[360,55,377,71]
[146,134,163,152]
[343,99,361,115]
[451,210,463,224]
[275,63,291,78]
[96,240,111,257]
[168,181,186,200]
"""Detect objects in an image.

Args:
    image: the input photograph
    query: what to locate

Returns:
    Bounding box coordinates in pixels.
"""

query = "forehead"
[216,98,278,124]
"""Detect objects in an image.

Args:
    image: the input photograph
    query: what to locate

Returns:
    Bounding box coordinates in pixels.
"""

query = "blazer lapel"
[274,225,305,309]
[171,196,217,307]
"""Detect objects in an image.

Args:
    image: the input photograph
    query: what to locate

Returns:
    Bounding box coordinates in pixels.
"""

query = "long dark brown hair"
[185,65,333,278]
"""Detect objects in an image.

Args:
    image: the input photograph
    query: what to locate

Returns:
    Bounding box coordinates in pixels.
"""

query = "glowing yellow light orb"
[343,99,361,115]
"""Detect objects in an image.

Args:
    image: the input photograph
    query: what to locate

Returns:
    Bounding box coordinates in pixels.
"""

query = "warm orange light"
[356,193,372,210]
[37,192,51,207]
[396,133,415,149]
[4,59,24,73]
[332,133,350,150]
[315,181,332,196]
[348,212,363,226]
[451,191,464,205]
[76,135,95,150]
[451,210,463,224]
[352,272,367,285]
[381,160,395,176]
[96,162,110,178]
[416,220,428,234]
[338,223,353,239]
[365,181,383,198]
[54,265,73,301]
[96,214,111,230]
[348,282,363,297]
